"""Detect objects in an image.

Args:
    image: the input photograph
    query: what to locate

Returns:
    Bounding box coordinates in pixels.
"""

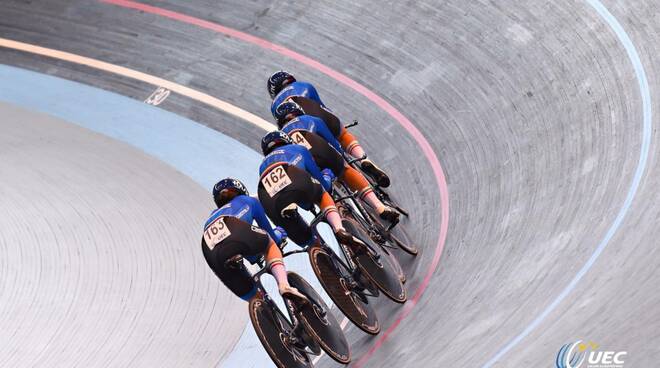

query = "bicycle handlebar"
[344,120,359,129]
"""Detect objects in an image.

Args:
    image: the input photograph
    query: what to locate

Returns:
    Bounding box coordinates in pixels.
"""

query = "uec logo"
[556,340,627,368]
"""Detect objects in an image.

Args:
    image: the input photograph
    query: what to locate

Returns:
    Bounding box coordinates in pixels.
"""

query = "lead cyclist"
[267,70,391,188]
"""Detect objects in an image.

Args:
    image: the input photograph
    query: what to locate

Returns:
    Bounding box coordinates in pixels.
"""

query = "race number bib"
[203,217,231,250]
[261,166,292,197]
[291,131,312,150]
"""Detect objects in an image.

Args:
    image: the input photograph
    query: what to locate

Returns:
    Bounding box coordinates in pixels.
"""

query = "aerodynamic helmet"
[274,101,305,126]
[261,130,293,156]
[212,178,249,208]
[267,70,296,99]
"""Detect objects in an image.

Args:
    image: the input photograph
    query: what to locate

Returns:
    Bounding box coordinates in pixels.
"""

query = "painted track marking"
[481,0,653,366]
[0,36,364,367]
[0,38,274,132]
[98,2,450,366]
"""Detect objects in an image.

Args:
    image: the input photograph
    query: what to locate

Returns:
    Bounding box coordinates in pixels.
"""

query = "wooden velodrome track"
[1,1,658,367]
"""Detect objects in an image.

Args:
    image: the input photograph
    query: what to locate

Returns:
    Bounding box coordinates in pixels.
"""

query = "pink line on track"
[101,0,450,365]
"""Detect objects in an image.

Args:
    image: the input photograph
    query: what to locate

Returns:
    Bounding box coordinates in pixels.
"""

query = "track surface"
[1,1,659,367]
[0,102,246,367]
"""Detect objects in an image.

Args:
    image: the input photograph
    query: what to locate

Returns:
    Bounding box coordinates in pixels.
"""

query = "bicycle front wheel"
[308,244,380,335]
[249,296,313,368]
[343,218,407,304]
[287,272,351,364]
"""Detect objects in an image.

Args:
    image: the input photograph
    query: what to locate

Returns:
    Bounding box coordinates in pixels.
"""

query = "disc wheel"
[342,218,407,304]
[287,272,351,364]
[308,245,380,335]
[249,297,313,368]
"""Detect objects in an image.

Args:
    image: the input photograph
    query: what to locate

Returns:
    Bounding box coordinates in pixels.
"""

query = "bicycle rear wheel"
[287,272,351,364]
[388,226,419,256]
[342,218,407,304]
[249,296,312,368]
[363,201,418,256]
[308,244,380,335]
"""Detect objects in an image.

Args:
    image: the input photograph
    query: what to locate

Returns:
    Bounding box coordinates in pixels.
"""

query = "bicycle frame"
[246,256,327,358]
[285,208,379,299]
[333,180,398,251]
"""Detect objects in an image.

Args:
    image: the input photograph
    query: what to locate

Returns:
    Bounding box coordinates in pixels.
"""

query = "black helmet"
[212,178,249,207]
[274,101,305,126]
[267,70,296,99]
[261,131,293,156]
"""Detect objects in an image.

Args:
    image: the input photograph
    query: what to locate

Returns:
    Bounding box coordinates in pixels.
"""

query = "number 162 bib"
[261,166,292,197]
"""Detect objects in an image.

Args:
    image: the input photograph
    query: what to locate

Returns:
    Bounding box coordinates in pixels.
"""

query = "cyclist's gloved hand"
[321,168,336,193]
[274,226,288,244]
[321,168,336,181]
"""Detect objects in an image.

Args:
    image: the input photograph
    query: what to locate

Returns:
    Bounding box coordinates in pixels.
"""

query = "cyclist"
[267,70,390,187]
[201,178,306,303]
[257,131,365,249]
[274,101,399,224]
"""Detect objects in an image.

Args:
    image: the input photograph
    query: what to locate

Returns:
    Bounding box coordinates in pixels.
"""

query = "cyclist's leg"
[203,217,304,301]
[292,96,342,136]
[275,165,348,240]
[305,131,345,178]
[263,240,307,300]
[318,190,342,231]
[258,169,316,246]
[338,126,390,187]
[229,217,305,299]
[201,219,262,301]
[308,133,394,217]
[341,164,399,222]
[292,97,390,186]
[318,190,369,249]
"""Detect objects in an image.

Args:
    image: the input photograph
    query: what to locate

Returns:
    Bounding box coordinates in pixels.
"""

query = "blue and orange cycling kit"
[271,80,364,156]
[257,143,340,245]
[204,194,284,245]
[202,194,288,301]
[280,115,343,153]
[259,143,333,193]
[281,114,376,203]
[271,81,325,116]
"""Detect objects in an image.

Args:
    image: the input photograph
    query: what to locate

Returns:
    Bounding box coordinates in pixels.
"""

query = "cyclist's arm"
[249,196,282,244]
[301,147,332,191]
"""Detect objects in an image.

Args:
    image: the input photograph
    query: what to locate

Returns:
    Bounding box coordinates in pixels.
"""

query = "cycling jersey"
[259,144,332,192]
[271,81,325,117]
[204,194,283,245]
[281,115,343,153]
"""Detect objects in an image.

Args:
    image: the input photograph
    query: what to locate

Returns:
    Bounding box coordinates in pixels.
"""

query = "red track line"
[100,0,450,365]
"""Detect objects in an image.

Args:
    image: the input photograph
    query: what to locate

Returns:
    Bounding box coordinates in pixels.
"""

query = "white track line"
[0,37,348,366]
[0,38,275,132]
[482,0,653,366]
[340,317,349,329]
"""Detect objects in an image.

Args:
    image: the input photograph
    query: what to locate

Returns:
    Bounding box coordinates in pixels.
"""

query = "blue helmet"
[261,131,293,156]
[267,71,296,99]
[212,178,249,207]
[274,101,305,126]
